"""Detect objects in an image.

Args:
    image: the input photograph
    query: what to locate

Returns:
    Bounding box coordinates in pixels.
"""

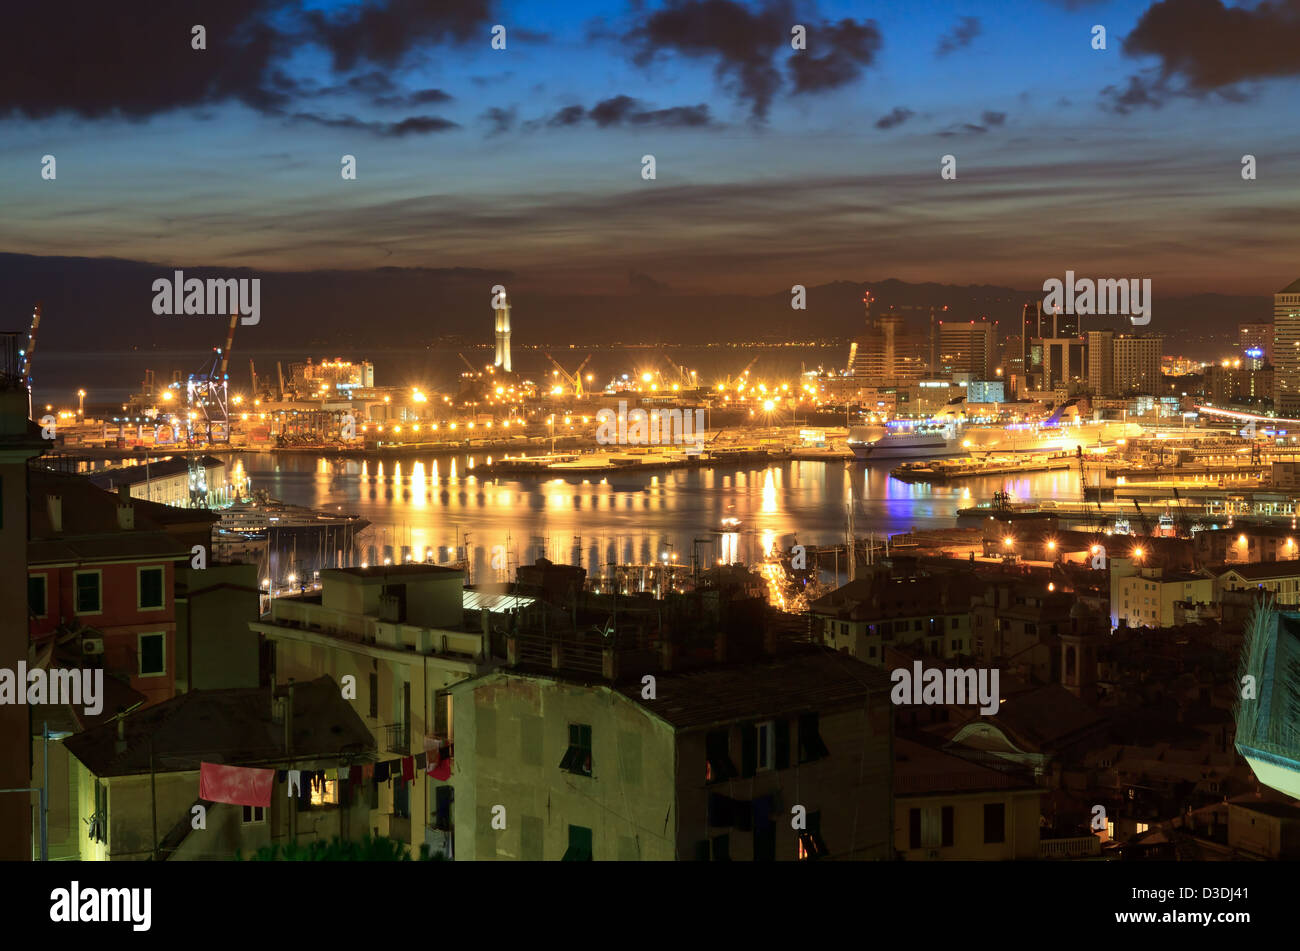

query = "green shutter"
[773,719,790,769]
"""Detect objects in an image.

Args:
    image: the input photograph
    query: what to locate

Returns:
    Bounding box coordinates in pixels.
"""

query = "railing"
[384,722,410,755]
[1039,835,1102,859]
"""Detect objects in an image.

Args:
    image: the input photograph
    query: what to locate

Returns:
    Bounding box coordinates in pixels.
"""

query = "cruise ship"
[848,400,1140,460]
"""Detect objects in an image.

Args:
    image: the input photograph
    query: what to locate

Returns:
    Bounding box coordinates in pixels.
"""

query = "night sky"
[1,0,1299,296]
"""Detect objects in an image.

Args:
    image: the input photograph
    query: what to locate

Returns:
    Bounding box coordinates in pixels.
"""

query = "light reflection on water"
[226,452,1081,577]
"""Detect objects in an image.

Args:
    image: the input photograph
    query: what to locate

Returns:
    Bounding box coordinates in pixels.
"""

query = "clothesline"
[199,737,454,808]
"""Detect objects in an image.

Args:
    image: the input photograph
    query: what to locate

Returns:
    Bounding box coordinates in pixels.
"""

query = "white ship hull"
[850,421,1140,460]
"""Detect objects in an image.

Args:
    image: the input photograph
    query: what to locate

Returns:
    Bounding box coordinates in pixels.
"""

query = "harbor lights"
[1132,547,1145,561]
[77,389,85,416]
[1003,536,1014,549]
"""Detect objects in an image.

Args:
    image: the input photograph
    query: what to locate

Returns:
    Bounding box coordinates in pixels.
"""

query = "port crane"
[545,353,592,397]
[186,312,238,446]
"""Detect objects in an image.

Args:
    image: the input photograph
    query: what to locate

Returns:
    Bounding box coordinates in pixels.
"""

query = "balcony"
[1039,835,1103,859]
[384,722,410,755]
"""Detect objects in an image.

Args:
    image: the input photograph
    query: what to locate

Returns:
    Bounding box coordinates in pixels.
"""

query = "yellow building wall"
[453,675,677,861]
[895,789,1041,860]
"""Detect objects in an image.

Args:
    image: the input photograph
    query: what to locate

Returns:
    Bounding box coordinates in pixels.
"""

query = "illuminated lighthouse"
[494,293,512,373]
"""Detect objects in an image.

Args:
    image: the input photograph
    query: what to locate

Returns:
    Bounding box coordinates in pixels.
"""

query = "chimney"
[116,502,134,530]
[660,639,674,672]
[114,718,127,754]
[506,635,519,667]
[602,646,618,681]
[46,494,62,533]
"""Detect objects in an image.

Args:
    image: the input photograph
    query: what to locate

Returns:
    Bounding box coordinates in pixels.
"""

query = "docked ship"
[212,491,371,576]
[849,400,1140,460]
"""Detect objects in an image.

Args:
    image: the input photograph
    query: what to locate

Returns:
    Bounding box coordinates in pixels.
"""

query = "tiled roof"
[613,646,892,729]
[64,676,374,777]
[1216,560,1300,580]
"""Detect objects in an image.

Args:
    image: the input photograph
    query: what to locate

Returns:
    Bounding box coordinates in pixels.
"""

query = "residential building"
[894,738,1043,860]
[250,564,497,856]
[57,676,373,860]
[1240,322,1273,365]
[1086,330,1114,395]
[938,320,997,379]
[89,455,239,508]
[450,646,894,861]
[1214,561,1300,607]
[1113,567,1216,629]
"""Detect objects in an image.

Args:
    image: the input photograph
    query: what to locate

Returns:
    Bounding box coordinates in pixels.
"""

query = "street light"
[77,389,85,416]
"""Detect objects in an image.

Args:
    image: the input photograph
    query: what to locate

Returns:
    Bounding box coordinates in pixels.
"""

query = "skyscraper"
[1112,334,1162,394]
[1274,281,1300,415]
[1240,321,1273,365]
[938,320,997,379]
[494,293,512,373]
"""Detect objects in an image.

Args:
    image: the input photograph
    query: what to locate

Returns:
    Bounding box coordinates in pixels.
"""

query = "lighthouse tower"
[494,294,512,373]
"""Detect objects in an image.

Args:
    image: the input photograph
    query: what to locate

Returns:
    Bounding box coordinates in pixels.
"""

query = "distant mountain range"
[0,253,1268,356]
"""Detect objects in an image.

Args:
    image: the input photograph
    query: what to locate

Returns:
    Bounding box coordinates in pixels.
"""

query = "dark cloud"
[548,105,588,127]
[542,96,715,129]
[626,0,789,120]
[981,110,1006,126]
[936,16,981,57]
[787,19,882,94]
[0,0,483,123]
[289,112,458,136]
[1102,0,1300,113]
[0,0,294,119]
[874,107,914,130]
[482,106,517,136]
[302,0,494,72]
[936,111,1007,136]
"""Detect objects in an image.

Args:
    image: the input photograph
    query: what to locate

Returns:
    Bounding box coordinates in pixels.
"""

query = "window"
[28,575,46,618]
[711,833,730,861]
[137,566,165,610]
[562,824,592,861]
[797,810,827,860]
[138,633,165,676]
[797,713,829,764]
[89,780,108,845]
[311,778,339,807]
[560,723,592,776]
[75,571,102,614]
[983,803,1006,844]
[705,729,737,783]
[242,805,265,824]
[368,672,378,719]
[433,786,454,831]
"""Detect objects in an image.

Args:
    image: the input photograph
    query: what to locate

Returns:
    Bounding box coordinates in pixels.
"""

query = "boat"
[849,400,1142,461]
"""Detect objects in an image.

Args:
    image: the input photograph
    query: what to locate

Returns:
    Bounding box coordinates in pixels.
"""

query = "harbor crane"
[545,353,592,397]
[186,312,238,446]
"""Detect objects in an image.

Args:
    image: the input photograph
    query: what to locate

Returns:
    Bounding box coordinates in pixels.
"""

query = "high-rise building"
[1274,281,1300,416]
[494,294,512,373]
[1086,330,1115,396]
[938,320,997,379]
[1112,334,1163,394]
[1240,322,1273,365]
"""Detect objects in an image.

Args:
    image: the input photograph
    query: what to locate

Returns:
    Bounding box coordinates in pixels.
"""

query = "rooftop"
[64,676,374,777]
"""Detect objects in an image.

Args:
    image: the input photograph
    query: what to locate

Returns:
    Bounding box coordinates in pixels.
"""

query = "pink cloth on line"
[199,762,274,807]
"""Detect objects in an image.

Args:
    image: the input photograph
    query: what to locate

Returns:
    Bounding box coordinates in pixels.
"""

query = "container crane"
[545,353,592,397]
[186,312,238,445]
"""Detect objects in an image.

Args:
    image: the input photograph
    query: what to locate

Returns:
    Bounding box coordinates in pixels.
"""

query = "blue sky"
[1,0,1298,295]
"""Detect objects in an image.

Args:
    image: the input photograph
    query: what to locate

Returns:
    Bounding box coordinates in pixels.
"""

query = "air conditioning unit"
[82,637,104,655]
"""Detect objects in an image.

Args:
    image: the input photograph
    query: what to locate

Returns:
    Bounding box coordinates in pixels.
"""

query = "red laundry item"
[423,735,440,773]
[362,763,374,780]
[348,765,362,787]
[431,754,452,781]
[401,756,415,783]
[199,762,273,807]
